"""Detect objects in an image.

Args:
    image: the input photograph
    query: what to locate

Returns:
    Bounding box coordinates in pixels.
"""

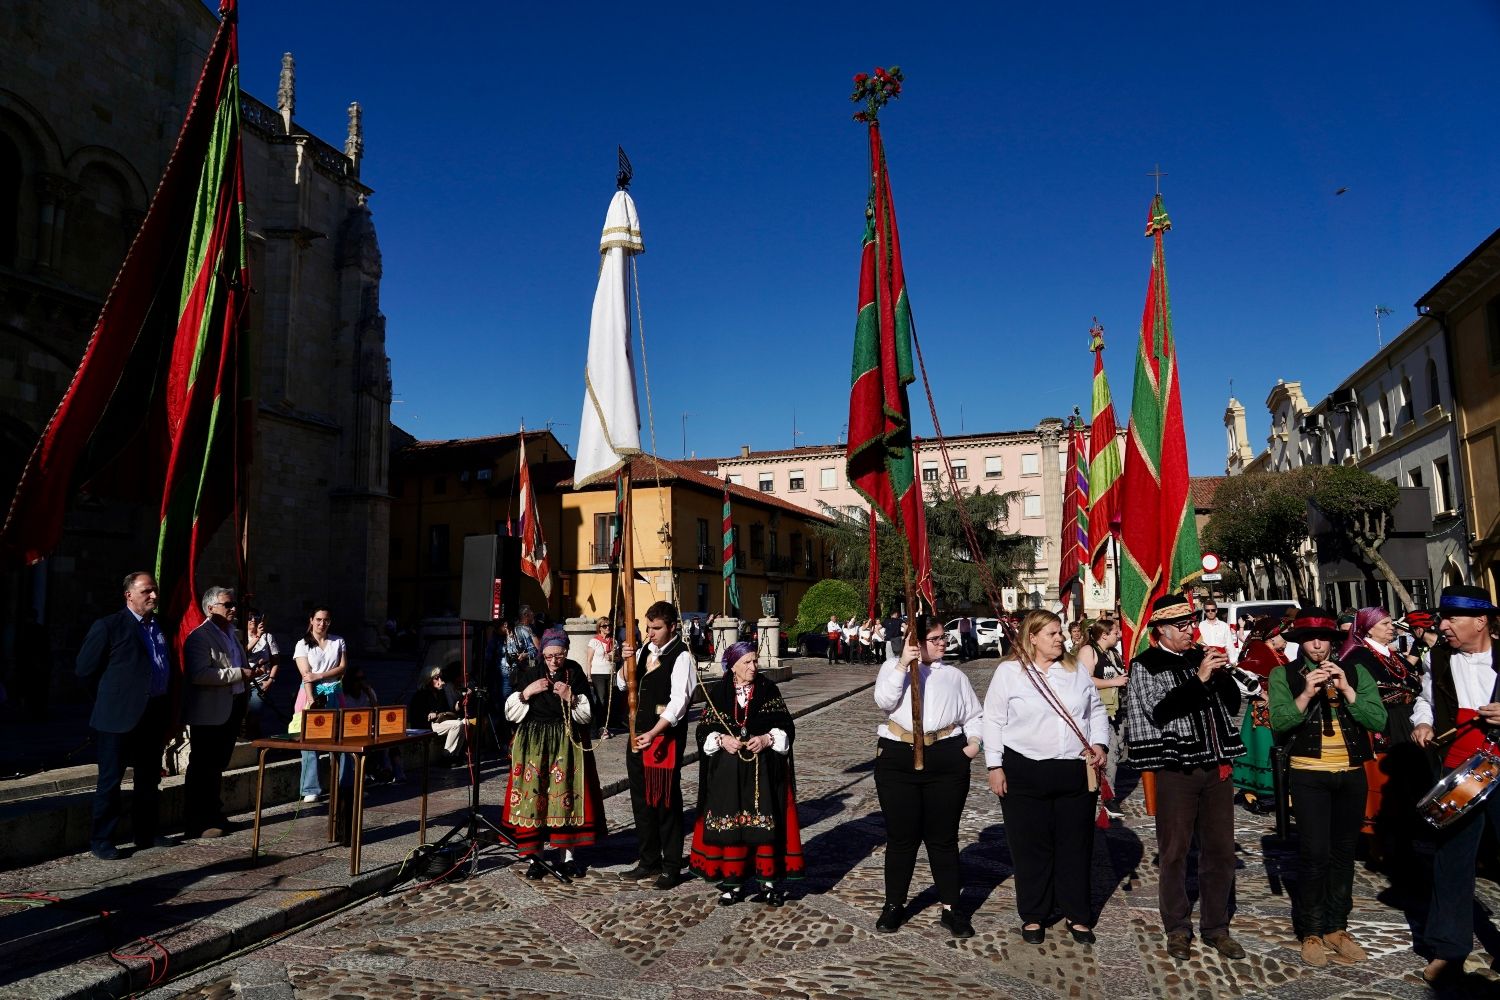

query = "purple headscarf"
[540,627,568,652]
[722,640,757,675]
[1337,607,1390,660]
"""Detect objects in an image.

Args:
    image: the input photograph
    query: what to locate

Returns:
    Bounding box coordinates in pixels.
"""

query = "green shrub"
[793,579,864,637]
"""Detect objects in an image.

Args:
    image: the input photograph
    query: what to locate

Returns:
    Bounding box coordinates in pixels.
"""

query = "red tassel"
[643,734,677,808]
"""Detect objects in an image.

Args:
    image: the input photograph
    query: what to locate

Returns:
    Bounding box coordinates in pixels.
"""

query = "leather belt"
[885,720,958,746]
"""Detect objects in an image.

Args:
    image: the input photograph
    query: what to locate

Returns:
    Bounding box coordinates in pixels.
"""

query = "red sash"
[1445,708,1487,768]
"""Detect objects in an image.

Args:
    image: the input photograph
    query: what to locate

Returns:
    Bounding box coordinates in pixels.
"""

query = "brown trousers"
[1153,766,1237,938]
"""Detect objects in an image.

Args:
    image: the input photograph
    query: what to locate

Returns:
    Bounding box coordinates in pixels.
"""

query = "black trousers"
[185,691,249,834]
[1288,766,1366,938]
[625,727,687,872]
[874,736,971,907]
[1154,766,1237,938]
[92,694,169,849]
[1000,750,1098,924]
[1424,778,1500,960]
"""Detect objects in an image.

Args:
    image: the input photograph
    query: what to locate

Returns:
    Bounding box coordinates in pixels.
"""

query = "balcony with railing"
[766,553,795,575]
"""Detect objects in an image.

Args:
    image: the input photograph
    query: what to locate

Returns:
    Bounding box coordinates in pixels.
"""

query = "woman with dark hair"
[1075,618,1127,815]
[502,627,605,878]
[292,606,346,803]
[688,641,803,905]
[984,609,1108,944]
[872,613,983,939]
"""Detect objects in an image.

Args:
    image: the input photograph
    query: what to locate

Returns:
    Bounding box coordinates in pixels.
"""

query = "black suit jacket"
[75,608,172,733]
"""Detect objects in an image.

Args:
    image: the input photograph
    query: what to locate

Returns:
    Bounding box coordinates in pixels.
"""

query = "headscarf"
[540,627,568,652]
[1337,606,1390,660]
[722,640,756,675]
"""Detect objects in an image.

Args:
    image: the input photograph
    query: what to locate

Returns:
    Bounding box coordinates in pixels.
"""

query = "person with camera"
[292,606,346,802]
[1268,607,1386,967]
[502,628,604,878]
[1121,593,1246,963]
[243,609,285,739]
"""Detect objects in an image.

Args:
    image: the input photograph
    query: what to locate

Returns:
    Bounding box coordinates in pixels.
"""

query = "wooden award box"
[376,705,407,737]
[302,708,338,742]
[340,707,375,741]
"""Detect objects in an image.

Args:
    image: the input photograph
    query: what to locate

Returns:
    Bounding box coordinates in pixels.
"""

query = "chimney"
[739,444,750,459]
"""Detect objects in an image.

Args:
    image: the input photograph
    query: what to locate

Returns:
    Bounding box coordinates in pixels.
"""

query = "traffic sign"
[1201,573,1223,582]
[1201,552,1221,573]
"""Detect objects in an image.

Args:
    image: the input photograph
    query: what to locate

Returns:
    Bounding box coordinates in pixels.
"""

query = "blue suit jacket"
[75,608,172,733]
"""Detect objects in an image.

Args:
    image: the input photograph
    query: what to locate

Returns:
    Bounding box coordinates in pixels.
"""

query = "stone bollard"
[564,616,597,670]
[712,616,740,672]
[757,617,791,681]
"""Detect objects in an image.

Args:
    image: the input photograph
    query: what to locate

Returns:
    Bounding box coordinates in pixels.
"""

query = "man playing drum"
[1410,585,1500,986]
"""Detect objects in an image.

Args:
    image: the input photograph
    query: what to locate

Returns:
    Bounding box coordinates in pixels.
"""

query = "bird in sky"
[1334,187,1349,196]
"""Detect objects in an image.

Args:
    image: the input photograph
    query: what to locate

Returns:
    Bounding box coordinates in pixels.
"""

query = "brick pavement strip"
[3,661,1497,999]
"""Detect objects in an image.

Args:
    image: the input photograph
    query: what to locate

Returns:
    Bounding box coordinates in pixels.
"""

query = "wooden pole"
[904,567,925,771]
[621,465,639,749]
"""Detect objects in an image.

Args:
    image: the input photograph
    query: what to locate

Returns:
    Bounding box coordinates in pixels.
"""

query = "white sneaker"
[301,794,319,803]
[1105,808,1125,820]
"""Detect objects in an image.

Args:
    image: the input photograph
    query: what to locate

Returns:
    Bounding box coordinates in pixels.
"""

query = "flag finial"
[1089,317,1105,353]
[616,146,633,190]
[850,65,904,124]
[1148,163,1167,194]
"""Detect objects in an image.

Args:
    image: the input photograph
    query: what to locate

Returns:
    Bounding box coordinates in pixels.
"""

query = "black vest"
[634,637,689,733]
[1428,643,1500,743]
[1279,658,1376,765]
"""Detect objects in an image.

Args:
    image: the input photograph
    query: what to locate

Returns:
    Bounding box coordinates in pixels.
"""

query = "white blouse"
[982,658,1109,767]
[874,656,983,742]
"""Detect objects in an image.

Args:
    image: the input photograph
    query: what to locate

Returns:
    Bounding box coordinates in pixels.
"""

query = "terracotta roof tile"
[1189,476,1227,510]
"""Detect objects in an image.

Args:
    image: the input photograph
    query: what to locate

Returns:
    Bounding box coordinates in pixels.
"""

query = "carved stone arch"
[65,145,150,210]
[61,157,140,295]
[0,89,66,175]
[0,90,66,269]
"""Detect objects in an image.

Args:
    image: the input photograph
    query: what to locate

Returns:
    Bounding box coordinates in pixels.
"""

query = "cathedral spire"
[276,52,295,132]
[345,101,363,177]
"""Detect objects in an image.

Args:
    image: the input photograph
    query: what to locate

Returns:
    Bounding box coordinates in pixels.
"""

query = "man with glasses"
[1123,593,1246,962]
[76,571,175,859]
[183,586,257,839]
[1196,600,1232,654]
[1409,585,1500,986]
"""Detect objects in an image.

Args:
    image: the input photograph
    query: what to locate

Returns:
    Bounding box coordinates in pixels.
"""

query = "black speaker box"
[459,534,521,622]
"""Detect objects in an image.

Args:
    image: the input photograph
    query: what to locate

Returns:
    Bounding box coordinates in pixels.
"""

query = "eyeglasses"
[215,600,237,609]
[924,635,946,644]
[1159,621,1193,632]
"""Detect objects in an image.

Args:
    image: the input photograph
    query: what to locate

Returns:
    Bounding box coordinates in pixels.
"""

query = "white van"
[1215,600,1297,629]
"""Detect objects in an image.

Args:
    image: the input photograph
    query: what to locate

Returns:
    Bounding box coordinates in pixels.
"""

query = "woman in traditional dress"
[688,640,803,904]
[1337,606,1429,880]
[1075,618,1127,818]
[1232,617,1287,812]
[502,628,606,878]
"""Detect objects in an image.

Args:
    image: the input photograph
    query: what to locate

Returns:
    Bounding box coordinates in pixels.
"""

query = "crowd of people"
[68,570,1500,984]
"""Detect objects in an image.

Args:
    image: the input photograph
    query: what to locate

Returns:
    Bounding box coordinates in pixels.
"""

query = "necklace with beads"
[732,682,754,739]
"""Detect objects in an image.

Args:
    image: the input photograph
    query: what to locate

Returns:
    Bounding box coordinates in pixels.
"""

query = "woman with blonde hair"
[983,609,1109,944]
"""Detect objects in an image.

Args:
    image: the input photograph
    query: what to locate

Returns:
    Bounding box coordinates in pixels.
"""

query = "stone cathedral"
[0,0,392,661]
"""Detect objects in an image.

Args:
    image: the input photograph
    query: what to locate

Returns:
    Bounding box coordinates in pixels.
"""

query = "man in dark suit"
[182,586,255,839]
[76,571,174,859]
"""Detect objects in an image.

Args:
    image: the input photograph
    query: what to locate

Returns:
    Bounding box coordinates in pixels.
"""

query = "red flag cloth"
[845,123,934,612]
[518,430,552,599]
[1087,322,1123,584]
[0,1,251,677]
[1059,416,1089,605]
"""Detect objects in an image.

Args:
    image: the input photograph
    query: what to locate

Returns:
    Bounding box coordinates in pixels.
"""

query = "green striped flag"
[1086,320,1123,584]
[0,1,251,671]
[722,485,740,614]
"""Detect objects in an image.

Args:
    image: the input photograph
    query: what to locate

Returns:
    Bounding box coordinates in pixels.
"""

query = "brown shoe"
[1300,935,1328,967]
[1204,933,1245,960]
[1165,932,1192,961]
[1321,930,1366,963]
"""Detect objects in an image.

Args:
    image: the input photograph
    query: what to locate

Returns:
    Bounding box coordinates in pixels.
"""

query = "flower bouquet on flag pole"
[844,65,937,769]
[574,152,645,745]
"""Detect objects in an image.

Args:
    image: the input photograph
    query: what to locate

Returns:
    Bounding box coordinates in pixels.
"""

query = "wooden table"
[248,730,436,875]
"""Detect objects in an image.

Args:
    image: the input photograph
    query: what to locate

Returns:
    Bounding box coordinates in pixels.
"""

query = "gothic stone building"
[0,0,392,658]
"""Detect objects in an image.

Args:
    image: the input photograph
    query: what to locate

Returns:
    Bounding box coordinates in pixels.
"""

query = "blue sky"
[234,1,1500,475]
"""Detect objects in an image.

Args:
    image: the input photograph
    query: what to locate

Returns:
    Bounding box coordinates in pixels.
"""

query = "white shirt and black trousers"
[621,639,693,876]
[873,657,983,909]
[983,660,1108,927]
[1413,645,1500,963]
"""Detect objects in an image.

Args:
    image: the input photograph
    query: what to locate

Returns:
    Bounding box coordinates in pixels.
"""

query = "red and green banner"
[1059,414,1089,611]
[0,1,251,672]
[517,430,552,599]
[1119,196,1201,657]
[845,76,934,618]
[1086,320,1123,584]
[722,486,739,614]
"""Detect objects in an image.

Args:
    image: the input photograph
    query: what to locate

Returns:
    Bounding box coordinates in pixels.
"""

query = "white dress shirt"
[874,656,983,742]
[1197,617,1233,650]
[1412,647,1497,727]
[616,642,693,725]
[703,684,789,755]
[983,659,1108,767]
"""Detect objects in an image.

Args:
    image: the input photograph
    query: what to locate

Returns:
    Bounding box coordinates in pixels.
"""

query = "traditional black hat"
[1284,606,1343,643]
[1147,593,1195,627]
[1436,584,1498,616]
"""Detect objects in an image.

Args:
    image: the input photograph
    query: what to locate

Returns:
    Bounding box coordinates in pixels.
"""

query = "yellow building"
[1420,226,1500,596]
[561,456,835,623]
[388,430,570,626]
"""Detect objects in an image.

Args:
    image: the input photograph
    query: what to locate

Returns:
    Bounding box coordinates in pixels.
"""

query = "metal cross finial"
[616,147,633,190]
[1148,163,1167,194]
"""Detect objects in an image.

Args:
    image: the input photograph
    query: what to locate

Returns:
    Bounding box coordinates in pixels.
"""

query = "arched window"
[1378,393,1391,438]
[1398,376,1413,426]
[0,132,21,267]
[1427,358,1441,411]
[62,162,133,294]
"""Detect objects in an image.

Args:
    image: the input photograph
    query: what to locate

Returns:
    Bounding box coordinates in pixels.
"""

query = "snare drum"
[1416,743,1500,830]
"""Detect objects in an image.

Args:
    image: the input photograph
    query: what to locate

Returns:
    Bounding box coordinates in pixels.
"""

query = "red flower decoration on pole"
[851,63,905,122]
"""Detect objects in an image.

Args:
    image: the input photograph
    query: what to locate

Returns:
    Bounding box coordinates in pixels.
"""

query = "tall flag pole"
[576,152,645,744]
[1087,319,1123,587]
[721,485,740,616]
[1059,411,1089,618]
[517,427,553,602]
[1119,194,1202,657]
[1,0,251,683]
[845,64,932,767]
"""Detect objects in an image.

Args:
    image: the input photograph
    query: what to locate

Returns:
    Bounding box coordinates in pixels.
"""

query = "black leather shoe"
[941,909,974,939]
[90,845,122,861]
[559,860,579,879]
[758,887,786,907]
[654,870,682,890]
[1068,923,1096,945]
[1021,924,1045,945]
[525,858,547,880]
[618,864,660,881]
[1166,932,1193,960]
[875,903,904,932]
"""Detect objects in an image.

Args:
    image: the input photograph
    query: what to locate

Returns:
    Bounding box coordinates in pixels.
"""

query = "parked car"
[944,617,1003,656]
[1216,600,1297,629]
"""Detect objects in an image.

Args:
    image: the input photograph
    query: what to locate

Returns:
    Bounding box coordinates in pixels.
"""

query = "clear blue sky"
[235,1,1500,475]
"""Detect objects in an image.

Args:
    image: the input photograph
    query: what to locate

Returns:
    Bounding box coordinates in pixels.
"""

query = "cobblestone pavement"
[148,662,1499,1000]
